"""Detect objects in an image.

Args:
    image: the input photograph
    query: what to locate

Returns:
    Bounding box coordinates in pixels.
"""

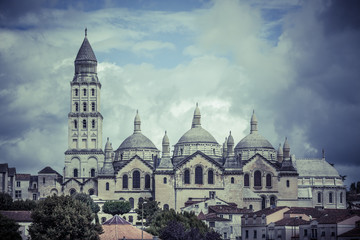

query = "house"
[0,210,32,240]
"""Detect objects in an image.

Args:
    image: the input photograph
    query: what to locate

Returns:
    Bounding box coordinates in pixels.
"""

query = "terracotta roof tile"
[0,211,32,222]
[274,217,309,226]
[16,174,31,181]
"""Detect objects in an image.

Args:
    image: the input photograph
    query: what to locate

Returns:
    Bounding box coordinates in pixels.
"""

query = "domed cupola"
[234,111,276,161]
[173,104,221,165]
[115,111,159,164]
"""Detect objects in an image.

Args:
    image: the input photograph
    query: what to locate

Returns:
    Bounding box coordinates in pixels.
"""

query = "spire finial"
[192,103,201,128]
[85,28,87,37]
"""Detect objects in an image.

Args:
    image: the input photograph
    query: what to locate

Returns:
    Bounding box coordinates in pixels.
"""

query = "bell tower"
[64,29,104,181]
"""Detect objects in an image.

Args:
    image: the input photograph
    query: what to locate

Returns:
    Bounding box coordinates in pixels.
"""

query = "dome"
[117,133,157,150]
[177,127,218,144]
[235,132,274,150]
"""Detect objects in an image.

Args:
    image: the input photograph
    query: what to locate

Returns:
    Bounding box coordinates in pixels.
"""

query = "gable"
[175,151,223,172]
[242,154,278,174]
[115,155,153,177]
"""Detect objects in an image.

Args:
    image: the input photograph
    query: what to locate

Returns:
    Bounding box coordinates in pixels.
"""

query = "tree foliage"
[72,193,100,213]
[146,209,216,239]
[135,198,160,225]
[0,213,22,240]
[29,195,103,240]
[102,200,131,216]
[0,193,36,210]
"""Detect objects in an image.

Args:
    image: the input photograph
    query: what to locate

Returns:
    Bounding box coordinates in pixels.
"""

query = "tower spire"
[250,110,258,134]
[134,110,141,133]
[191,103,201,128]
[85,27,87,37]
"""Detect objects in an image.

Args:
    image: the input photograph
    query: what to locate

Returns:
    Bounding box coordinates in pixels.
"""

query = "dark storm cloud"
[274,0,360,169]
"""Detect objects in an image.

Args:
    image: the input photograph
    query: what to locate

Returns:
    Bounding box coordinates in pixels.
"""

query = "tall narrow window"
[83,119,87,128]
[139,197,144,204]
[254,170,262,187]
[329,192,333,203]
[73,169,78,178]
[261,196,266,209]
[163,177,167,184]
[231,177,235,184]
[133,170,140,188]
[91,102,95,111]
[75,102,79,112]
[244,174,250,187]
[184,169,190,184]
[92,120,95,128]
[75,89,78,96]
[340,192,343,203]
[74,120,78,129]
[208,170,214,184]
[129,197,134,208]
[270,196,276,207]
[106,182,109,191]
[145,174,151,189]
[286,180,290,188]
[90,168,95,177]
[123,175,128,189]
[83,89,87,96]
[164,204,169,210]
[91,88,95,96]
[266,174,272,187]
[318,192,322,203]
[195,166,203,184]
[83,102,87,111]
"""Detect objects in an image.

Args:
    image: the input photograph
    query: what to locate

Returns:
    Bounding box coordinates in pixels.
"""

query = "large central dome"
[234,132,274,150]
[178,127,218,144]
[118,133,157,150]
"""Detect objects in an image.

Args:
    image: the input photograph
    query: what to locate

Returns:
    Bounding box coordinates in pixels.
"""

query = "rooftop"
[0,211,32,222]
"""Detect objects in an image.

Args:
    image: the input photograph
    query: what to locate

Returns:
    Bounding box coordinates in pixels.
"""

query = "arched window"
[106,182,109,191]
[270,196,276,207]
[184,169,190,184]
[231,177,235,184]
[101,217,106,223]
[329,192,333,203]
[266,174,272,187]
[129,216,133,222]
[73,168,78,178]
[83,102,87,112]
[74,120,78,129]
[91,88,95,96]
[119,197,125,201]
[317,192,322,203]
[83,89,87,96]
[164,204,169,210]
[195,166,203,184]
[75,89,78,96]
[90,168,95,177]
[92,119,95,128]
[139,197,144,204]
[208,170,214,184]
[254,170,262,187]
[129,197,134,208]
[133,171,140,188]
[123,175,128,189]
[163,177,167,184]
[88,189,94,195]
[286,180,290,188]
[83,119,87,129]
[261,196,266,209]
[249,205,253,210]
[75,102,79,112]
[180,149,183,155]
[70,189,76,196]
[244,174,250,187]
[340,192,343,203]
[91,102,95,111]
[145,174,151,189]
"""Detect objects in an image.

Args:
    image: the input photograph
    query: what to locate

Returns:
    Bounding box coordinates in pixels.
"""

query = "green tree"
[135,198,160,225]
[72,193,100,223]
[0,213,22,240]
[11,199,37,210]
[0,193,13,210]
[102,200,131,216]
[29,195,103,240]
[146,209,209,237]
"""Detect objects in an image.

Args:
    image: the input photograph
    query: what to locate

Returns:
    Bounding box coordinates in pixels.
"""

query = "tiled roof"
[274,217,309,226]
[245,206,288,218]
[0,211,32,222]
[198,211,206,220]
[0,163,8,172]
[208,205,251,214]
[38,166,61,176]
[8,167,16,176]
[316,209,360,224]
[103,215,131,225]
[16,174,31,181]
[295,158,340,177]
[75,37,97,62]
[285,207,324,219]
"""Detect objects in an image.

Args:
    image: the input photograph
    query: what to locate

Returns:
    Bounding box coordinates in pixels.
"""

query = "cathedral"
[44,31,346,213]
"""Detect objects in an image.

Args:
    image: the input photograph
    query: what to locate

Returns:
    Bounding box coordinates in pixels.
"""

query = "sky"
[0,0,359,187]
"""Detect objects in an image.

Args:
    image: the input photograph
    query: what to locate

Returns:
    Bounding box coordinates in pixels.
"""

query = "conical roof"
[75,31,97,62]
[103,215,131,225]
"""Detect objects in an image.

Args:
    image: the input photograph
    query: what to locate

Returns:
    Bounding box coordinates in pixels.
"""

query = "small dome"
[105,137,112,151]
[227,132,234,145]
[117,133,157,150]
[178,127,218,144]
[235,132,274,150]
